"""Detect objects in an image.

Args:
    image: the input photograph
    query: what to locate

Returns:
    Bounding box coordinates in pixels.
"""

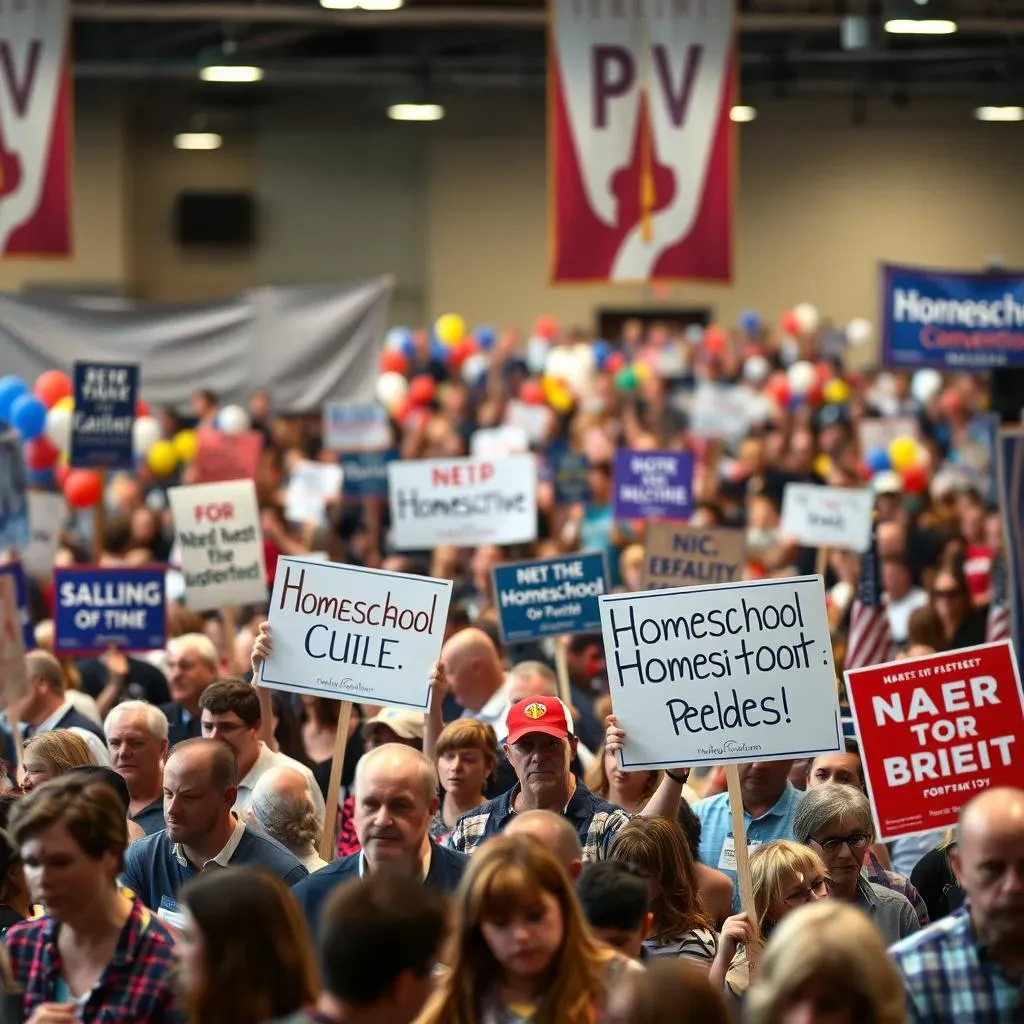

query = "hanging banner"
[549,0,733,284]
[0,0,71,257]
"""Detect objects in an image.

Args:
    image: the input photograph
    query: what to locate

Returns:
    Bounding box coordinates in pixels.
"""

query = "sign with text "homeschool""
[845,641,1024,842]
[780,484,873,553]
[259,556,453,710]
[388,455,537,550]
[882,263,1024,370]
[54,566,167,655]
[613,450,694,521]
[642,524,746,590]
[493,551,608,644]
[70,363,138,470]
[599,575,841,769]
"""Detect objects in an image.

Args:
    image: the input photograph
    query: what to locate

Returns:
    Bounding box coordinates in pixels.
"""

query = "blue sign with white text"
[882,262,1024,370]
[341,449,397,500]
[493,551,608,644]
[0,561,34,651]
[552,452,591,505]
[613,449,694,521]
[70,362,139,469]
[54,565,167,655]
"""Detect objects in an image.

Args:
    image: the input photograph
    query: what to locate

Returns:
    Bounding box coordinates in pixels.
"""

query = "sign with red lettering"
[193,428,264,484]
[845,641,1024,841]
[549,0,733,284]
[168,480,267,611]
[387,455,537,550]
[0,0,71,256]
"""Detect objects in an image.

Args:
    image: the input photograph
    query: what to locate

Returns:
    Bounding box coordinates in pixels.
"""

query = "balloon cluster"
[863,435,929,495]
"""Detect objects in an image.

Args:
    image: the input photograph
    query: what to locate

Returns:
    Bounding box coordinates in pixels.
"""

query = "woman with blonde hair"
[745,901,906,1024]
[417,834,637,1024]
[19,729,97,793]
[584,742,661,814]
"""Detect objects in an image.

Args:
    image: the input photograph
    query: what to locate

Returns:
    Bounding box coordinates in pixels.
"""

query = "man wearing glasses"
[794,782,920,944]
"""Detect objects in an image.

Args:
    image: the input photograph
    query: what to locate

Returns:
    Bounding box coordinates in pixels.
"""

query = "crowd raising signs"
[599,576,843,769]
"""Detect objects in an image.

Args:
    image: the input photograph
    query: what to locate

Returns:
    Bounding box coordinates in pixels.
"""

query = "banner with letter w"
[548,0,733,284]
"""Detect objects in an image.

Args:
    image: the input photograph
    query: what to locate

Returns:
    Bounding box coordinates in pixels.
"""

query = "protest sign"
[0,561,35,652]
[505,400,551,446]
[323,403,391,452]
[471,426,529,458]
[285,461,344,527]
[388,455,537,550]
[168,480,267,611]
[493,551,608,644]
[0,570,27,704]
[341,450,396,500]
[780,484,874,553]
[857,417,919,457]
[845,641,1024,841]
[0,430,29,553]
[54,566,167,655]
[258,556,453,709]
[69,362,138,470]
[686,383,769,446]
[193,428,264,484]
[599,575,842,769]
[613,450,694,521]
[642,524,746,590]
[552,452,590,505]
[22,492,65,577]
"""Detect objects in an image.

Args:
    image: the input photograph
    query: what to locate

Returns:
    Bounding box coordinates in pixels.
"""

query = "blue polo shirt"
[693,783,804,912]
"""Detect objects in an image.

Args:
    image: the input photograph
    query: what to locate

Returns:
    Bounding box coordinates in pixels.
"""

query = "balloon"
[606,352,627,374]
[218,405,251,435]
[64,469,103,510]
[131,416,163,459]
[385,327,413,352]
[462,353,490,386]
[474,325,497,351]
[780,310,801,336]
[408,375,437,407]
[147,440,178,478]
[136,398,150,419]
[793,302,821,335]
[787,360,816,396]
[380,349,408,375]
[743,355,771,384]
[24,436,59,472]
[45,407,72,452]
[520,379,545,406]
[813,453,832,478]
[53,396,74,413]
[766,373,791,407]
[54,462,71,490]
[591,340,612,371]
[11,394,47,440]
[615,366,638,393]
[435,313,466,347]
[888,436,920,472]
[901,464,929,495]
[449,338,478,370]
[32,370,72,409]
[634,362,653,383]
[846,318,873,345]
[172,429,198,463]
[549,386,574,415]
[822,379,850,405]
[534,315,559,342]
[739,309,761,334]
[429,336,450,364]
[815,362,834,385]
[865,448,891,473]
[0,376,28,421]
[704,325,727,355]
[376,371,409,407]
[911,368,943,405]
[873,470,901,495]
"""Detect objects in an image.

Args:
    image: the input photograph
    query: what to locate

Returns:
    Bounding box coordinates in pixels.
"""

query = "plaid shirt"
[5,894,185,1023]
[447,779,630,862]
[891,906,1021,1023]
[865,848,930,927]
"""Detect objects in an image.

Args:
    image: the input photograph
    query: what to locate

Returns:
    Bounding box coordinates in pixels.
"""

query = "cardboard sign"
[857,417,919,457]
[493,551,608,644]
[780,484,874,553]
[54,566,167,655]
[168,481,267,611]
[845,641,1024,841]
[388,455,538,550]
[341,450,396,500]
[599,575,842,769]
[552,452,591,505]
[323,402,391,452]
[285,461,344,526]
[259,556,453,709]
[193,428,264,484]
[613,450,694,521]
[0,430,29,552]
[471,426,529,459]
[69,362,138,470]
[22,492,66,577]
[0,570,28,704]
[0,561,35,652]
[642,524,746,590]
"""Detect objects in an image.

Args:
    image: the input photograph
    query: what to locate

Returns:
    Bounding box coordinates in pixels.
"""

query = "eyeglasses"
[783,877,831,906]
[811,833,872,855]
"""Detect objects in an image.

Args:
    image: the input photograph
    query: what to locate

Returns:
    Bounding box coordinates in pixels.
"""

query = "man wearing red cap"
[447,696,629,862]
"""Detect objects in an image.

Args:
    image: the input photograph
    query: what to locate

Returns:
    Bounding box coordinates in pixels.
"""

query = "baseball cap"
[505,697,575,746]
[364,707,425,741]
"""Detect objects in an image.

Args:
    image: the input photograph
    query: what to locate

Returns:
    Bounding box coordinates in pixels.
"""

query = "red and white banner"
[845,641,1024,842]
[0,0,71,257]
[549,0,733,284]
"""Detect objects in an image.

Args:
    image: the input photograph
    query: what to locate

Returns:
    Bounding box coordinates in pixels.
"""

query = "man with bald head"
[440,627,511,739]
[247,765,327,873]
[892,787,1024,1021]
[293,743,468,936]
[506,809,584,880]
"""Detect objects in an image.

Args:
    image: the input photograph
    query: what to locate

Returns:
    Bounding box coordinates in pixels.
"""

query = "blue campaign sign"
[0,561,35,651]
[881,262,1024,370]
[493,551,608,644]
[54,565,167,655]
[341,449,397,500]
[552,452,591,505]
[70,362,139,469]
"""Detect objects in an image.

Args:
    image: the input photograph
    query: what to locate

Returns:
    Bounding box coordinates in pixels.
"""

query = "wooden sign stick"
[319,700,353,862]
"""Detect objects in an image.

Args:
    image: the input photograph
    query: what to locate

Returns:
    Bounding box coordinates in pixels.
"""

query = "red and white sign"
[193,428,264,484]
[0,0,71,256]
[845,641,1024,841]
[549,0,733,284]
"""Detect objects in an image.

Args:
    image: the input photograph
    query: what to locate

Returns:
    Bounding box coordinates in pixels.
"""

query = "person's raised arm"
[603,713,690,818]
[249,621,275,747]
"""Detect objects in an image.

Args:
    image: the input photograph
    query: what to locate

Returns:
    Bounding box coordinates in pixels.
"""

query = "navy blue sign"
[0,561,34,651]
[54,565,167,655]
[613,449,694,521]
[341,449,397,500]
[552,453,590,505]
[0,430,28,551]
[493,551,608,644]
[70,362,139,469]
[882,262,1024,370]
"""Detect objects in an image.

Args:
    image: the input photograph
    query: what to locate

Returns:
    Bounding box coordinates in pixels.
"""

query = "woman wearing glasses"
[793,783,920,944]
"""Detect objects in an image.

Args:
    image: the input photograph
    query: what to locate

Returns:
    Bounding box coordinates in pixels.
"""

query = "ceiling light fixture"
[884,18,956,33]
[199,64,264,83]
[174,132,223,150]
[388,102,445,122]
[320,0,404,9]
[730,105,757,123]
[975,105,1024,122]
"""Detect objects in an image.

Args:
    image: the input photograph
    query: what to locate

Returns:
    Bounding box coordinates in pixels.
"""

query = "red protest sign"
[845,641,1024,842]
[193,429,264,484]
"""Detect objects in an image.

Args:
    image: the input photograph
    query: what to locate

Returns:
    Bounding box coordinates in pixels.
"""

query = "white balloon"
[462,353,490,386]
[846,317,873,345]
[132,416,163,458]
[787,360,816,396]
[218,404,252,435]
[546,344,596,397]
[385,327,410,351]
[45,406,72,453]
[911,368,943,405]
[793,302,821,336]
[375,372,409,407]
[743,355,771,384]
[873,470,902,495]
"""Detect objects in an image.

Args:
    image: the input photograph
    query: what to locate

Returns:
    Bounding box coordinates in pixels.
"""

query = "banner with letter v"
[0,0,71,256]
[548,0,734,284]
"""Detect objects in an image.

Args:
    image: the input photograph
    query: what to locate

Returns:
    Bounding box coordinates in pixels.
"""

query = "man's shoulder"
[431,842,469,878]
[126,828,172,862]
[237,826,308,872]
[693,791,730,816]
[891,909,972,963]
[293,853,360,895]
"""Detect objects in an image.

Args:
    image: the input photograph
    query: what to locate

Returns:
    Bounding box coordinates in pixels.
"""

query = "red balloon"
[64,469,103,509]
[606,352,627,374]
[24,436,59,472]
[815,362,834,385]
[535,316,559,342]
[520,379,545,406]
[766,372,791,407]
[806,383,824,406]
[136,398,150,418]
[33,370,73,409]
[704,325,727,355]
[380,349,408,375]
[780,310,801,336]
[408,375,437,407]
[54,463,71,489]
[449,338,478,371]
[901,465,929,494]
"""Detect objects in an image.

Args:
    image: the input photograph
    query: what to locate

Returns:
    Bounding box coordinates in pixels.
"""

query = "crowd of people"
[0,313,1020,1023]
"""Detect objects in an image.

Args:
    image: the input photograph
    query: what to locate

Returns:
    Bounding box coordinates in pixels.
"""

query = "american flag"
[987,550,1011,643]
[846,533,897,670]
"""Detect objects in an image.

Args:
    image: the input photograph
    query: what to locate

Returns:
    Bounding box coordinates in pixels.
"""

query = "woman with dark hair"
[928,562,988,650]
[176,867,317,1024]
[270,693,311,768]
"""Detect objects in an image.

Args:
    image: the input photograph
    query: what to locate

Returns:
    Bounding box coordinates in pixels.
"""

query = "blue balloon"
[400,335,417,358]
[866,447,891,473]
[429,336,449,364]
[0,375,28,421]
[10,393,46,439]
[474,325,497,351]
[739,309,761,334]
[386,327,412,350]
[592,339,612,371]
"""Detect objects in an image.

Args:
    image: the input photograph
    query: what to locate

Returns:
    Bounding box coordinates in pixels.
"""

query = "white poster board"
[505,400,551,445]
[388,455,538,550]
[322,402,391,452]
[471,426,529,459]
[258,556,453,709]
[285,461,344,527]
[0,574,28,704]
[22,492,66,577]
[780,484,874,553]
[168,481,268,611]
[599,575,842,768]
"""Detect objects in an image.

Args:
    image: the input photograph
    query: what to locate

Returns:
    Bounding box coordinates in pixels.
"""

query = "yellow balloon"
[542,374,564,402]
[549,386,574,414]
[53,396,74,413]
[888,436,919,472]
[822,378,850,405]
[147,440,178,478]
[435,313,466,347]
[634,362,653,383]
[814,453,832,478]
[172,429,198,463]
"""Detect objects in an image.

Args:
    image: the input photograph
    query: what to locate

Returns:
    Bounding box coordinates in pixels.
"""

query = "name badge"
[158,896,186,932]
[718,835,762,872]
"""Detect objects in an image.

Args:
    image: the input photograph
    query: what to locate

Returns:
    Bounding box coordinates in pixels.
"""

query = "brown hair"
[23,730,97,777]
[434,720,498,777]
[609,959,731,1024]
[584,742,661,806]
[198,679,262,728]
